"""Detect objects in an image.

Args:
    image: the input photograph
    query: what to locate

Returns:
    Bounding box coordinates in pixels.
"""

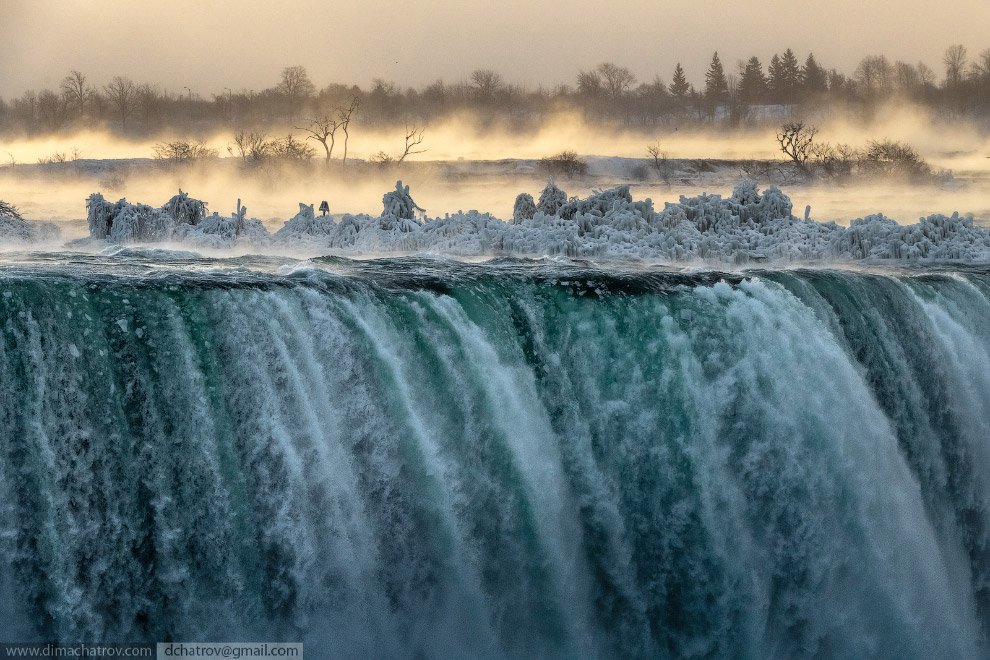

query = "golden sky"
[2,0,988,97]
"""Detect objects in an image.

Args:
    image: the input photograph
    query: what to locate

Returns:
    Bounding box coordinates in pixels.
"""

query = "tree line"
[2,45,989,138]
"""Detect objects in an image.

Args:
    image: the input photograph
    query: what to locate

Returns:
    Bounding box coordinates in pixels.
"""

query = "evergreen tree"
[669,63,690,98]
[739,56,768,102]
[767,54,784,100]
[779,48,801,100]
[705,52,729,100]
[768,50,800,103]
[801,53,828,95]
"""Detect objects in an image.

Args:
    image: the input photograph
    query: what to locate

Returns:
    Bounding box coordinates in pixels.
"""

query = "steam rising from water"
[2,107,989,233]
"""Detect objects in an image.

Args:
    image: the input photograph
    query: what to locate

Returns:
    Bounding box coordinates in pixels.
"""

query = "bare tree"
[337,96,359,167]
[397,125,426,163]
[576,70,604,98]
[470,69,504,102]
[855,55,893,96]
[647,141,671,185]
[776,121,818,170]
[59,70,90,119]
[970,49,990,87]
[916,61,936,88]
[597,62,636,98]
[893,61,920,92]
[136,83,164,125]
[860,139,931,180]
[809,141,856,179]
[230,131,270,164]
[943,44,968,87]
[367,79,398,123]
[277,65,316,118]
[297,114,341,165]
[423,79,447,114]
[37,90,67,131]
[89,90,108,121]
[104,76,137,130]
[153,140,218,167]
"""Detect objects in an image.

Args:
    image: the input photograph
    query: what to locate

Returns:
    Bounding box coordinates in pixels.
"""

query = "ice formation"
[535,179,568,216]
[512,193,536,223]
[0,200,60,243]
[75,180,990,263]
[86,190,267,248]
[381,180,425,221]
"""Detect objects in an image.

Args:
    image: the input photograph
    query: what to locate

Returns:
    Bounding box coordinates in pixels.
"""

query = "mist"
[2,102,988,243]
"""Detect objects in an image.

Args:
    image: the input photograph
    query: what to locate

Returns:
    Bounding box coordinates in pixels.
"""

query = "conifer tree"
[768,53,784,100]
[669,63,690,98]
[768,50,801,103]
[779,48,801,101]
[705,52,729,100]
[801,53,828,95]
[739,56,768,102]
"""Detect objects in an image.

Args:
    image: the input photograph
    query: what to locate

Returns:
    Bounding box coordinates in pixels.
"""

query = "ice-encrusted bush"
[276,203,337,238]
[87,193,173,243]
[1,200,23,221]
[0,211,60,243]
[87,190,270,247]
[162,189,207,226]
[512,193,536,223]
[829,212,990,260]
[175,211,270,249]
[559,185,639,220]
[1,200,35,242]
[657,182,795,234]
[326,214,364,248]
[382,180,424,221]
[535,179,567,216]
[87,194,127,240]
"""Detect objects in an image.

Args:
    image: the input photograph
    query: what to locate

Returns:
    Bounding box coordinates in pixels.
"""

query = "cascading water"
[1,253,988,659]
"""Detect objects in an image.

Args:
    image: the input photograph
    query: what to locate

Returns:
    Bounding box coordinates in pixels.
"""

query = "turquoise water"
[1,253,988,659]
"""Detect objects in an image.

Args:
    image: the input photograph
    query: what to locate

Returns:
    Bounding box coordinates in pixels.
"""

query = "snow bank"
[77,180,990,263]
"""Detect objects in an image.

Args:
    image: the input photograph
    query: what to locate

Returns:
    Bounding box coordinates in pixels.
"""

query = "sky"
[1,0,989,99]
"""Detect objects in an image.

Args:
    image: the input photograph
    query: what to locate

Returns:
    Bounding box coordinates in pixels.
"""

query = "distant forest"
[2,45,989,138]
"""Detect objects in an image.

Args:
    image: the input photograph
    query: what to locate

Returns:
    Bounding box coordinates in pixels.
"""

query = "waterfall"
[1,257,987,659]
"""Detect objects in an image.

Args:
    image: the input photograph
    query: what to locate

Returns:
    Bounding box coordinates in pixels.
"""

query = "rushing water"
[1,252,988,659]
